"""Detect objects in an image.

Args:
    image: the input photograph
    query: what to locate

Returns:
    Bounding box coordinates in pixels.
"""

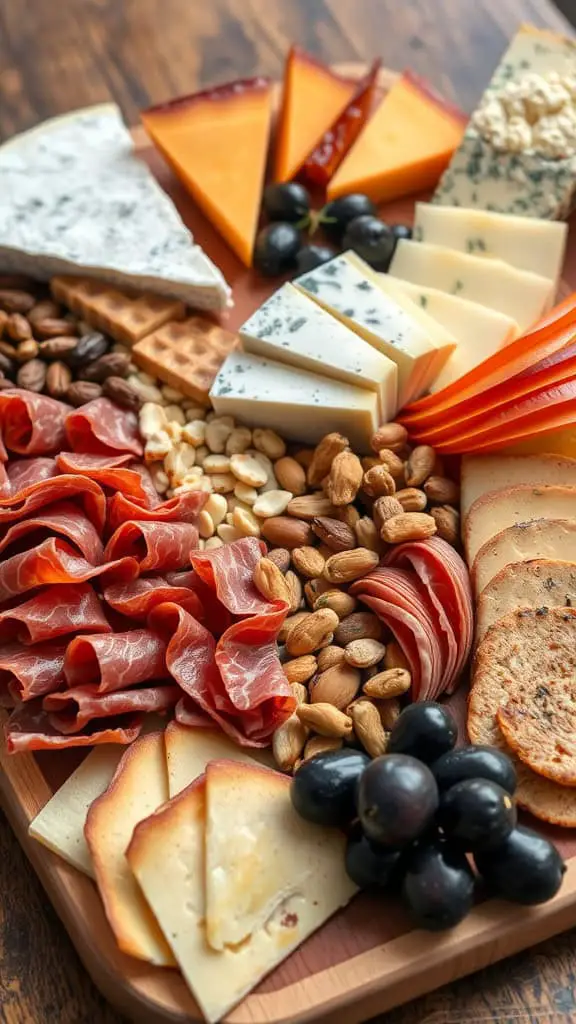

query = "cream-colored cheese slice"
[165,721,273,797]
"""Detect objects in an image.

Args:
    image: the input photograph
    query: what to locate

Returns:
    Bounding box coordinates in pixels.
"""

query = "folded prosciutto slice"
[7,457,59,494]
[103,577,203,621]
[107,489,206,532]
[5,701,142,752]
[0,584,111,645]
[104,521,198,573]
[0,475,107,533]
[0,390,70,456]
[0,538,139,602]
[0,501,104,563]
[190,537,274,616]
[0,642,67,701]
[64,629,167,693]
[65,398,142,457]
[43,682,180,733]
[56,452,156,506]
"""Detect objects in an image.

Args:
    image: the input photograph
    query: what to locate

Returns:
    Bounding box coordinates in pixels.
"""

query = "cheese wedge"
[465,484,576,566]
[0,104,230,310]
[240,282,398,419]
[477,559,576,646]
[210,350,378,451]
[389,240,554,332]
[142,79,273,267]
[127,764,356,1024]
[413,203,568,290]
[275,48,356,183]
[473,519,576,597]
[84,731,174,966]
[461,454,576,518]
[327,71,466,203]
[29,746,123,877]
[165,721,267,798]
[378,276,518,392]
[294,252,444,407]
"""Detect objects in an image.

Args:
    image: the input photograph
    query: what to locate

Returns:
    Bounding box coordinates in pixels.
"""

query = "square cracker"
[51,275,186,346]
[132,316,239,404]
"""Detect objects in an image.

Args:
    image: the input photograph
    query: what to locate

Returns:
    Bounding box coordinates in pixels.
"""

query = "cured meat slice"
[107,489,206,532]
[0,584,111,645]
[103,577,203,621]
[104,521,198,573]
[0,476,106,533]
[0,501,104,563]
[56,452,155,505]
[64,630,167,693]
[352,591,424,698]
[7,458,58,493]
[43,683,180,733]
[5,701,142,752]
[0,462,8,498]
[0,538,139,603]
[0,389,70,456]
[127,463,161,509]
[165,570,232,637]
[65,398,142,457]
[0,642,67,701]
[190,537,273,616]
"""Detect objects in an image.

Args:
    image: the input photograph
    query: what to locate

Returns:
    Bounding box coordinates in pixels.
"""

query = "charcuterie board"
[2,61,576,1024]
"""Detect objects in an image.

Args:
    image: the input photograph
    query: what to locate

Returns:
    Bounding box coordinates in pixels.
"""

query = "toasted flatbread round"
[469,607,576,827]
[472,518,576,597]
[476,559,576,645]
[497,681,576,786]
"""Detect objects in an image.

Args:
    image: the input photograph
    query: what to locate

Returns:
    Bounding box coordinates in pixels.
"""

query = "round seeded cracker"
[468,607,576,827]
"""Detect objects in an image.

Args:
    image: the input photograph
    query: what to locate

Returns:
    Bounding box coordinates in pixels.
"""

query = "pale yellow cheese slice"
[165,721,270,797]
[461,454,576,519]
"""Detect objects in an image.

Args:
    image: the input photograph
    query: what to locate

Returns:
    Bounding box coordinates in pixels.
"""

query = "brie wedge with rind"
[0,104,231,311]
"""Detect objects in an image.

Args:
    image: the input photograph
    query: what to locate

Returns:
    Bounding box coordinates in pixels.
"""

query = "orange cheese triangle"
[275,47,357,183]
[327,71,466,204]
[141,78,273,267]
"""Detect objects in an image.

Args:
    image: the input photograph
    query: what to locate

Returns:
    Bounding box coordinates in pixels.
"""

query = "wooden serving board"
[3,64,576,1024]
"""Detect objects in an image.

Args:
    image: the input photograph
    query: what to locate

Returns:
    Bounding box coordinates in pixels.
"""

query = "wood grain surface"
[1,1,576,1022]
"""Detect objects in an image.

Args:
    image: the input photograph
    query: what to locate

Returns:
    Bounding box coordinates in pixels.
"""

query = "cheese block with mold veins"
[0,104,231,310]
[378,276,518,392]
[476,559,576,645]
[389,240,554,331]
[210,350,378,451]
[294,252,451,407]
[413,203,568,289]
[473,519,576,596]
[240,282,398,420]
[465,484,576,565]
[461,453,576,518]
[433,25,576,219]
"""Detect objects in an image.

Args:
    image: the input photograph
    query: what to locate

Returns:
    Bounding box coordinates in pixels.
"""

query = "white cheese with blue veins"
[293,252,442,408]
[210,350,378,451]
[240,282,398,420]
[0,103,231,311]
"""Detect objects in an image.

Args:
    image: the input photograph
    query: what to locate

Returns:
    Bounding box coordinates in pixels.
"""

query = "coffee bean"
[65,332,109,368]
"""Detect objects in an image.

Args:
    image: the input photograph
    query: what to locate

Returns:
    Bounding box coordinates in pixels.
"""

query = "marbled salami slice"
[0,642,67,701]
[0,584,111,645]
[65,398,142,457]
[43,683,180,733]
[5,702,142,752]
[64,629,167,693]
[0,501,104,563]
[190,537,271,616]
[7,458,58,494]
[104,521,198,573]
[103,576,203,620]
[0,390,70,456]
[0,476,106,533]
[0,537,139,602]
[107,489,206,532]
[56,452,155,505]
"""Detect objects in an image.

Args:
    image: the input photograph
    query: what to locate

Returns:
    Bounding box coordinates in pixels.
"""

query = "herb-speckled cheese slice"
[433,25,576,219]
[240,282,398,420]
[293,253,441,408]
[389,240,554,332]
[378,276,519,393]
[0,103,231,311]
[210,350,378,451]
[413,202,567,290]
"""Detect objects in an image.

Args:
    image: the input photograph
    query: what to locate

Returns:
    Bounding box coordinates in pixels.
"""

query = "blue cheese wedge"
[413,203,567,290]
[210,350,378,451]
[0,104,231,311]
[433,25,576,219]
[378,276,519,393]
[293,252,445,407]
[389,240,554,332]
[240,282,398,420]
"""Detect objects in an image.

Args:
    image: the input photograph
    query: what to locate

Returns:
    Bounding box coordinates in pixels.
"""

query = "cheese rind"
[465,484,576,565]
[476,559,576,645]
[473,519,576,596]
[461,454,576,518]
[0,104,231,310]
[413,203,567,288]
[389,240,554,331]
[240,282,398,419]
[210,350,378,451]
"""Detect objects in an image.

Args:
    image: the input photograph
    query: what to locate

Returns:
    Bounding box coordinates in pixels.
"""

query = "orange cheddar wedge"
[275,47,357,183]
[328,71,467,204]
[141,78,273,267]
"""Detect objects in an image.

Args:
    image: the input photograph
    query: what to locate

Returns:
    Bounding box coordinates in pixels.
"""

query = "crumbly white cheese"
[0,103,231,310]
[472,71,576,159]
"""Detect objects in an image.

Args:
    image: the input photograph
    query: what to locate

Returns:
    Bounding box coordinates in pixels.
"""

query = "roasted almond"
[287,493,337,520]
[344,638,387,669]
[285,569,303,614]
[314,589,357,619]
[378,448,405,480]
[261,516,313,549]
[370,423,408,454]
[283,655,318,685]
[16,358,46,393]
[335,611,383,646]
[351,700,388,758]
[405,445,436,487]
[326,450,363,506]
[362,465,396,498]
[285,608,339,656]
[291,681,308,705]
[0,289,36,314]
[293,448,314,471]
[79,351,131,383]
[15,339,39,362]
[384,640,409,672]
[291,545,325,579]
[363,668,411,699]
[38,336,79,359]
[373,496,403,532]
[379,697,402,730]
[279,610,309,644]
[102,376,141,411]
[354,516,381,552]
[253,557,292,604]
[272,715,308,771]
[309,663,361,710]
[303,735,343,760]
[266,547,291,573]
[430,505,460,547]
[312,516,356,552]
[381,512,437,544]
[394,487,428,513]
[296,702,353,738]
[424,475,460,505]
[274,455,306,496]
[361,456,380,473]
[317,645,346,671]
[45,360,72,399]
[304,577,332,608]
[7,313,32,342]
[337,505,361,528]
[28,299,61,324]
[34,317,78,339]
[307,432,349,487]
[65,380,103,406]
[324,547,379,584]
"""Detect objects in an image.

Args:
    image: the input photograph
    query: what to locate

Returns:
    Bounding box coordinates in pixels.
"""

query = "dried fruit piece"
[66,380,103,406]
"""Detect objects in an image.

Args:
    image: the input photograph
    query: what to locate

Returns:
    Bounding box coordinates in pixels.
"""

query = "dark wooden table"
[1,1,576,1022]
